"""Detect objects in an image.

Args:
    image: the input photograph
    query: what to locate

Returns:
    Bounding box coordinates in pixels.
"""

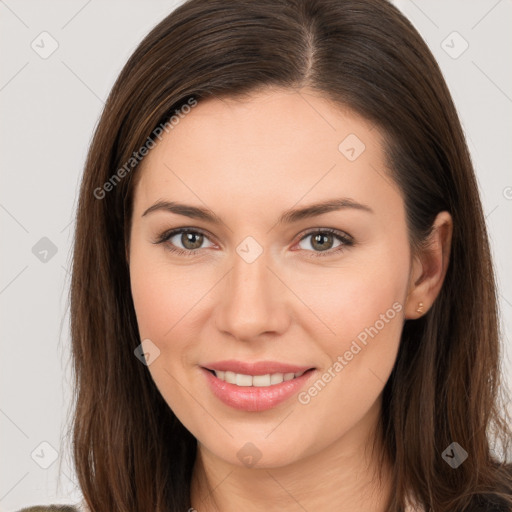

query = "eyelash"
[153,227,354,259]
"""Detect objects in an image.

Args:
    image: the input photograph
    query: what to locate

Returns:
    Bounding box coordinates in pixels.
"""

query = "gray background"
[1,0,511,510]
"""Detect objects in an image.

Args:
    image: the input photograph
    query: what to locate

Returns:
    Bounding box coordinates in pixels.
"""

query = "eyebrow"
[141,197,374,224]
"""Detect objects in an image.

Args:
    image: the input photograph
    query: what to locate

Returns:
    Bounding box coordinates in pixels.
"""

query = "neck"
[190,398,393,512]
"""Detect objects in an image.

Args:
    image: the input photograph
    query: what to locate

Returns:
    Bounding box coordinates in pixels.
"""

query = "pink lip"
[200,365,316,412]
[202,359,313,376]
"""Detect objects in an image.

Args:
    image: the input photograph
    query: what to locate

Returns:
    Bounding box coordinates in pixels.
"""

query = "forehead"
[132,88,400,220]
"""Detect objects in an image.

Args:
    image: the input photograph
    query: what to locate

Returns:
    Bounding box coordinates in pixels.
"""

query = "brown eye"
[155,228,215,255]
[296,229,354,258]
[179,231,204,250]
[310,232,335,251]
[298,231,342,252]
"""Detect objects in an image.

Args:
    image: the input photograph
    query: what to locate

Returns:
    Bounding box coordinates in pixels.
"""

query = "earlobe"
[404,211,453,319]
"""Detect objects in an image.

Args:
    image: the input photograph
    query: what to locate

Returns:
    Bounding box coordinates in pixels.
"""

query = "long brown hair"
[69,0,512,510]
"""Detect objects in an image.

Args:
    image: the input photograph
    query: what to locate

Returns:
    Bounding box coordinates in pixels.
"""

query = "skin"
[128,87,452,511]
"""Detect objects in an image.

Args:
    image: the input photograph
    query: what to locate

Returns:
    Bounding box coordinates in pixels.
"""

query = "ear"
[404,211,453,319]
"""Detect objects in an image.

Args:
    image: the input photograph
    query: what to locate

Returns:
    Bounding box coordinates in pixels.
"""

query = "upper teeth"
[213,370,306,387]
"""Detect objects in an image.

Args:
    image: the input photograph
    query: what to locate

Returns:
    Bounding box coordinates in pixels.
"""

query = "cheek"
[129,243,222,388]
[284,246,409,357]
[129,250,210,415]
[130,262,212,377]
[290,248,408,443]
[129,231,203,335]
[130,263,191,339]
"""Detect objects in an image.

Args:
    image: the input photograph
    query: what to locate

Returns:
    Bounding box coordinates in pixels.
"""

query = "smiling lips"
[201,360,316,412]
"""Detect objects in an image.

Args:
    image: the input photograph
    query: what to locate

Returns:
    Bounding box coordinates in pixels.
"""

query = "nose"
[213,247,291,342]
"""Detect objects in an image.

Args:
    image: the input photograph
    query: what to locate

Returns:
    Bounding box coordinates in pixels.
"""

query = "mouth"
[203,368,313,387]
[200,363,317,412]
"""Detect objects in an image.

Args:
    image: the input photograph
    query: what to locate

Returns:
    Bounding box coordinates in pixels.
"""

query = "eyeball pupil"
[312,233,332,251]
[183,232,203,249]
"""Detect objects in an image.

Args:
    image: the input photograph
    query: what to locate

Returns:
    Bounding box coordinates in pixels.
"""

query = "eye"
[153,227,215,256]
[295,228,354,258]
[154,227,354,258]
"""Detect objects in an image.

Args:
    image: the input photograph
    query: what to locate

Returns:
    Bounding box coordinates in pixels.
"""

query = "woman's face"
[128,87,415,469]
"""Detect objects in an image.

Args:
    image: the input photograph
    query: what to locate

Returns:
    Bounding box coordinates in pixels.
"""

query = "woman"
[19,0,512,510]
